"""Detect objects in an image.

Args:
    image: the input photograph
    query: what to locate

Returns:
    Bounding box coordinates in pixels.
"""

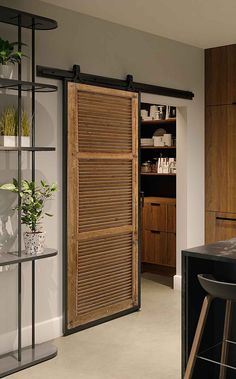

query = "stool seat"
[198,274,236,301]
[184,273,236,379]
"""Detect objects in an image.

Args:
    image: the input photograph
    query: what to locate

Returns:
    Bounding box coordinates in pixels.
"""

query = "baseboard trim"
[0,316,62,355]
[174,274,181,290]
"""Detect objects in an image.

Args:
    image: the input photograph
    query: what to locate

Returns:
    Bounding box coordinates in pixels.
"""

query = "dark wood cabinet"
[142,199,167,232]
[205,105,236,213]
[142,230,167,265]
[206,211,236,244]
[167,204,176,233]
[142,197,176,269]
[205,44,236,244]
[205,45,236,106]
[166,232,176,267]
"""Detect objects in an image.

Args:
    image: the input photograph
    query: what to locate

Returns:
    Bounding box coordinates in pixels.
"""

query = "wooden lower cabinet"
[206,211,236,244]
[142,197,176,274]
[142,230,167,265]
[166,232,176,267]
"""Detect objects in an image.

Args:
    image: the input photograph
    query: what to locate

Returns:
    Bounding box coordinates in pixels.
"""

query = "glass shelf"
[0,248,58,267]
[0,6,57,30]
[198,340,236,371]
[0,147,56,152]
[0,78,57,92]
[0,342,57,378]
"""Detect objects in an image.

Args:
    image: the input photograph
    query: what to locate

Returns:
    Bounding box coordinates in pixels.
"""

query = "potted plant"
[0,37,25,79]
[0,106,31,147]
[0,179,58,254]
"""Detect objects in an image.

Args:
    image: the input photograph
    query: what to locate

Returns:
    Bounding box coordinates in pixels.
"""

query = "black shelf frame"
[0,78,57,92]
[0,5,58,377]
[0,248,57,267]
[0,6,57,30]
[0,147,55,151]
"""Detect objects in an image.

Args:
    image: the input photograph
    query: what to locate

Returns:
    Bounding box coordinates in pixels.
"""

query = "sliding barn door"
[66,83,139,331]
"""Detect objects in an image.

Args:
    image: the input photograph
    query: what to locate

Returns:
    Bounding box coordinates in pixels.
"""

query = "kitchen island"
[182,238,236,378]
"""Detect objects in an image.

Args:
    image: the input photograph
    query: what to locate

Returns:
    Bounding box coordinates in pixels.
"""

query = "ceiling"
[43,0,236,48]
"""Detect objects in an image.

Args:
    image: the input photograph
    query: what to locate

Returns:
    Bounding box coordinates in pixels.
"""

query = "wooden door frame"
[62,79,142,335]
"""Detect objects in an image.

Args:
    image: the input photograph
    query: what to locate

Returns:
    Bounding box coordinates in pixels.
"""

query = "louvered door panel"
[67,83,139,331]
[79,160,132,232]
[78,92,132,153]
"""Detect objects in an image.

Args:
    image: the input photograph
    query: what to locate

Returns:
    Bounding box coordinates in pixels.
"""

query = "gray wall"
[0,0,204,352]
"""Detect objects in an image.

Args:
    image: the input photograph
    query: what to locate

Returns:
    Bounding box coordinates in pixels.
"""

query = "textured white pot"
[24,231,46,255]
[0,136,30,147]
[0,64,13,79]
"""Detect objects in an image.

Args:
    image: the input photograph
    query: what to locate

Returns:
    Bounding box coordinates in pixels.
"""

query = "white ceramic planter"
[0,64,13,79]
[24,231,46,255]
[0,136,30,147]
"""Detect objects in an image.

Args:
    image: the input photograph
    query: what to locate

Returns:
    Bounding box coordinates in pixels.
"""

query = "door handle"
[140,191,144,208]
[151,203,161,207]
[216,217,236,222]
[150,230,161,234]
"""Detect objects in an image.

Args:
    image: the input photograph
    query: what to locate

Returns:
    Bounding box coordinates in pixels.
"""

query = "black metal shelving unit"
[0,78,57,92]
[0,6,58,378]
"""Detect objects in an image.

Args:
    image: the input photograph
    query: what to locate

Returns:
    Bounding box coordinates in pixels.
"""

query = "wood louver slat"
[78,91,132,153]
[79,160,132,232]
[67,83,139,331]
[77,233,133,316]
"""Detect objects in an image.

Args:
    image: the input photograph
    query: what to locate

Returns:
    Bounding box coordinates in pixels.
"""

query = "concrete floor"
[11,274,181,379]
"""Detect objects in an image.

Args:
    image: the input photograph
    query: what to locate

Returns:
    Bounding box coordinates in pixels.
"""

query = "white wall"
[0,0,204,352]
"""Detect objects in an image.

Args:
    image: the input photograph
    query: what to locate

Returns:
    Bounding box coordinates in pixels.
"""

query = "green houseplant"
[0,106,30,147]
[0,179,58,254]
[0,37,25,79]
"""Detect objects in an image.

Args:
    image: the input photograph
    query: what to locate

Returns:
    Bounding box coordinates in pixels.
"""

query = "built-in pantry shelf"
[141,146,176,150]
[141,173,176,176]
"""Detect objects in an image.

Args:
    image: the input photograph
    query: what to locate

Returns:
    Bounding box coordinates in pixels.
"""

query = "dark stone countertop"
[183,238,236,263]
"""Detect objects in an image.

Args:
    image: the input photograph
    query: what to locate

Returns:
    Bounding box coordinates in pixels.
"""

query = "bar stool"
[184,274,236,379]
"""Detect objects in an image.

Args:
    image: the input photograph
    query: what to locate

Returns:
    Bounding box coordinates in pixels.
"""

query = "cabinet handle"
[216,216,236,222]
[151,203,161,206]
[140,191,144,208]
[232,102,236,105]
[150,230,161,234]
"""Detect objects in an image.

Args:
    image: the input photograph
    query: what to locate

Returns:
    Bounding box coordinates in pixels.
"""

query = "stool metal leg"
[184,295,213,379]
[219,300,233,379]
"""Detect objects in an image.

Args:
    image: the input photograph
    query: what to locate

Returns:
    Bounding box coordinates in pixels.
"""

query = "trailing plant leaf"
[0,183,17,191]
[0,179,58,232]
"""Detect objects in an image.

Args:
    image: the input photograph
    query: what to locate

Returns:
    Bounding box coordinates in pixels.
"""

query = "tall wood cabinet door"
[205,45,236,106]
[66,83,139,332]
[205,105,236,213]
[206,211,236,243]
